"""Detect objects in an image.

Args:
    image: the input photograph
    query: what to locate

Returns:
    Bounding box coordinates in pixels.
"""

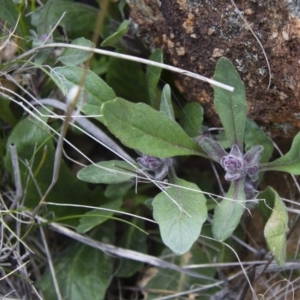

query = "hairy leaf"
[153,178,207,254]
[101,20,130,47]
[4,108,101,223]
[243,145,264,166]
[52,66,115,121]
[260,187,288,266]
[147,49,163,107]
[0,0,28,42]
[160,84,175,121]
[77,199,122,233]
[58,37,95,66]
[213,57,247,150]
[102,98,206,157]
[0,0,19,28]
[244,119,273,164]
[212,179,246,241]
[180,102,204,138]
[260,131,300,174]
[198,137,227,163]
[31,0,98,35]
[116,217,147,277]
[38,227,114,299]
[0,95,17,126]
[77,160,136,184]
[106,52,149,103]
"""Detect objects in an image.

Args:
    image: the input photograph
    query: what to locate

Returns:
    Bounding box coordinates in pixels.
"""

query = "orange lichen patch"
[176,0,188,11]
[198,90,211,104]
[172,59,178,66]
[207,28,215,35]
[282,26,290,40]
[174,79,186,94]
[176,46,185,56]
[162,34,174,50]
[290,17,300,38]
[212,48,225,58]
[271,23,279,39]
[167,39,174,49]
[183,13,195,34]
[244,8,254,15]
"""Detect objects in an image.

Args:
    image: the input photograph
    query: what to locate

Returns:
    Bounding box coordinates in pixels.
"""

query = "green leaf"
[214,131,231,150]
[212,180,246,241]
[260,131,300,174]
[38,226,114,299]
[91,56,109,76]
[105,182,133,200]
[244,118,270,188]
[152,178,207,254]
[198,137,227,163]
[34,46,53,66]
[77,199,122,233]
[0,0,19,28]
[31,0,98,35]
[118,0,127,19]
[101,20,130,47]
[160,84,175,121]
[244,119,273,164]
[77,160,136,184]
[4,108,102,223]
[58,37,95,66]
[0,0,28,42]
[260,187,288,266]
[257,187,275,221]
[106,52,149,103]
[116,217,147,277]
[0,95,17,126]
[52,66,115,121]
[213,57,247,149]
[102,98,205,157]
[147,49,163,107]
[180,102,204,138]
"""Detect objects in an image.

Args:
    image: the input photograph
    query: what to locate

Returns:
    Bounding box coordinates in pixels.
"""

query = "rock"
[128,0,300,138]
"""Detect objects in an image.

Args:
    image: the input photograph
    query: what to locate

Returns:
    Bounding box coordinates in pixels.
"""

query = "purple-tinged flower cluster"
[136,154,171,180]
[220,144,262,182]
[198,137,263,182]
[137,155,163,170]
[221,154,245,181]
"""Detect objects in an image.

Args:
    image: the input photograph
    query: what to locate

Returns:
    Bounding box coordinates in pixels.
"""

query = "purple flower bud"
[246,165,259,181]
[136,154,171,180]
[137,155,163,170]
[221,155,246,181]
[39,34,49,42]
[247,165,259,176]
[244,145,263,165]
[221,155,245,173]
[230,144,243,157]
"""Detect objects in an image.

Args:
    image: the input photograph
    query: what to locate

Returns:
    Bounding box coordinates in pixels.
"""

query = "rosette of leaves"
[198,58,294,266]
[81,55,299,264]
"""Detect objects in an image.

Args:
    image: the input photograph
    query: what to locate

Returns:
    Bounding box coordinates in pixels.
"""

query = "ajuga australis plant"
[3,1,300,298]
[80,57,300,266]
